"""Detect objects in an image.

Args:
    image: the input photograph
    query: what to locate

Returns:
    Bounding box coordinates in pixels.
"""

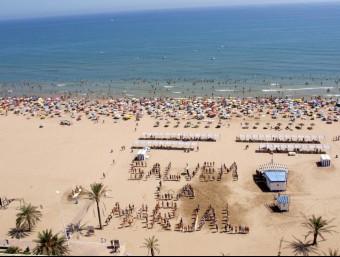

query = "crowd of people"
[1,95,339,126]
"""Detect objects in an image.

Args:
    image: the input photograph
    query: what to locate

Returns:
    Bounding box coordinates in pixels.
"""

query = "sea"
[0,3,340,98]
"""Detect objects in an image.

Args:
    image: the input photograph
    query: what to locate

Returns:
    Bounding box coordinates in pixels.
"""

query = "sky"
[1,0,340,20]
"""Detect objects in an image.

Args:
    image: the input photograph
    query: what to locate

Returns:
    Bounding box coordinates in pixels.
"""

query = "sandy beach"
[1,97,340,256]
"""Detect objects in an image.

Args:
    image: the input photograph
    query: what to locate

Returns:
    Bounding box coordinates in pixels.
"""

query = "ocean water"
[0,3,340,97]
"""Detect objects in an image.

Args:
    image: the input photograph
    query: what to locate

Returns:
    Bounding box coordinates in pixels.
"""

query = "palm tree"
[86,183,109,230]
[142,236,160,256]
[33,229,70,256]
[302,215,336,246]
[16,203,42,232]
[5,246,22,254]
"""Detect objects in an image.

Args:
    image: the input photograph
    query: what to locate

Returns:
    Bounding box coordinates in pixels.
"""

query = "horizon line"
[0,1,339,22]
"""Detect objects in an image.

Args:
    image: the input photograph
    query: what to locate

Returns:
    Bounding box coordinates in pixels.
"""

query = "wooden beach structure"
[257,163,289,192]
[264,171,288,192]
[275,195,290,212]
[132,140,198,151]
[320,154,331,167]
[257,144,331,154]
[237,134,324,144]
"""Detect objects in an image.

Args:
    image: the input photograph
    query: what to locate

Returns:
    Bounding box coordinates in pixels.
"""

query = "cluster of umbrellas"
[0,96,339,122]
[141,132,220,141]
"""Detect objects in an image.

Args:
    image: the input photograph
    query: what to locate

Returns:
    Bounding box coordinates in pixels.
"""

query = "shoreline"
[1,76,340,99]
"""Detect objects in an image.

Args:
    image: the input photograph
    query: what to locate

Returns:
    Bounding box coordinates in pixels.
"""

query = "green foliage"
[86,183,110,229]
[16,203,42,232]
[33,229,70,256]
[5,246,22,254]
[142,236,160,256]
[302,215,336,246]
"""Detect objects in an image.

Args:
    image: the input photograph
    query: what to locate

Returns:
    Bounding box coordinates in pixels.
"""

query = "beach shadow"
[316,162,323,168]
[252,174,270,193]
[284,237,318,256]
[264,203,284,214]
[7,226,30,239]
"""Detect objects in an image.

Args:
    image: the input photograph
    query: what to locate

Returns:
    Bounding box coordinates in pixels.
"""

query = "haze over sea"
[0,2,340,97]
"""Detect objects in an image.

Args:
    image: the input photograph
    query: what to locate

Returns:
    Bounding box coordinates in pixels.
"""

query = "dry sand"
[0,112,340,256]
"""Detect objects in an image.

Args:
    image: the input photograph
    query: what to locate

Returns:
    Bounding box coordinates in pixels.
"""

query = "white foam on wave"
[173,92,182,94]
[174,97,188,100]
[57,84,67,87]
[263,87,334,92]
[216,89,235,92]
[164,86,174,88]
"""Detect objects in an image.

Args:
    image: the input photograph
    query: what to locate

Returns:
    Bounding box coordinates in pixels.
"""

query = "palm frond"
[16,203,42,231]
[7,226,29,239]
[302,215,336,244]
[33,229,70,256]
[85,183,111,229]
[141,236,160,256]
